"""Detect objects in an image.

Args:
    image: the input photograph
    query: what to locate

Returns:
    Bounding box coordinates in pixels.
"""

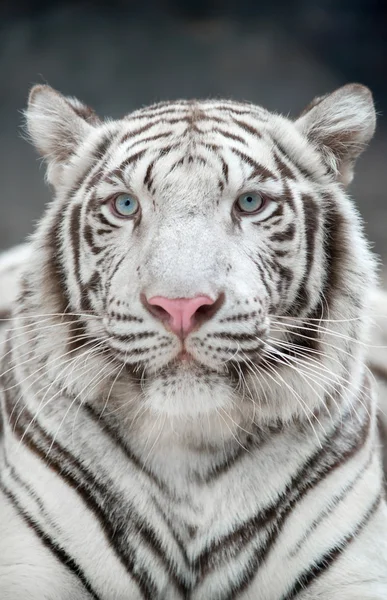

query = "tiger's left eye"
[112,194,139,217]
[235,193,265,214]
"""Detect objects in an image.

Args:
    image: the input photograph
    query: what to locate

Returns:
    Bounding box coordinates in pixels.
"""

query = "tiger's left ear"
[295,83,376,186]
[25,85,100,185]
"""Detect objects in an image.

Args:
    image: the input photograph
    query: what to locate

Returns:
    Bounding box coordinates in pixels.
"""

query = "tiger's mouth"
[175,349,195,362]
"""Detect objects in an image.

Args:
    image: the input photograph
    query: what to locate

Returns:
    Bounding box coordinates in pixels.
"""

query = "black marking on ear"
[66,99,100,126]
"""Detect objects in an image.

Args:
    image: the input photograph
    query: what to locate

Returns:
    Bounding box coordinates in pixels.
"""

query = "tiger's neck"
[2,334,373,493]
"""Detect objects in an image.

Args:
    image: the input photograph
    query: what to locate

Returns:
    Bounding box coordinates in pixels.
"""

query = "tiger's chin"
[106,345,257,443]
[141,358,237,418]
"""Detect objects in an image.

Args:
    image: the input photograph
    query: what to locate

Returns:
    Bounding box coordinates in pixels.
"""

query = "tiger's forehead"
[97,99,287,200]
[117,98,274,155]
[125,98,272,126]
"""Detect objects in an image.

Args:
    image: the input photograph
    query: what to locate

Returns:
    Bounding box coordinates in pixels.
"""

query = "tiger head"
[22,84,376,440]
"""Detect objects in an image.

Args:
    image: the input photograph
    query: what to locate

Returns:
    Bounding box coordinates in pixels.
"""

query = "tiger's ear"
[295,84,376,186]
[26,85,100,184]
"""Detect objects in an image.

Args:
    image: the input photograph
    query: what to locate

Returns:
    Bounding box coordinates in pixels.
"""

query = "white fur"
[1,84,387,599]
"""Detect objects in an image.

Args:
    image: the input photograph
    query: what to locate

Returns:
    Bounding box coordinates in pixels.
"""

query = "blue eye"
[113,193,139,217]
[236,193,265,214]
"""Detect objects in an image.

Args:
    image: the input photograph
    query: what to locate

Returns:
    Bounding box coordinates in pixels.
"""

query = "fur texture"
[0,84,387,599]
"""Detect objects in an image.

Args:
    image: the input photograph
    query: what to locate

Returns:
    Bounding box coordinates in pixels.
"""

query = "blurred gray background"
[1,0,386,265]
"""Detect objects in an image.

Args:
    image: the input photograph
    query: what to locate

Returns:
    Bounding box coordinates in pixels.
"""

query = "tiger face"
[23,84,376,431]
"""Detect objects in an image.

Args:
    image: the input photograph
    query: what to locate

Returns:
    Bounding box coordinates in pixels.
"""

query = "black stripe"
[321,193,349,309]
[232,118,262,138]
[210,127,247,144]
[0,481,100,600]
[3,380,189,598]
[120,122,155,143]
[5,454,55,522]
[212,105,268,118]
[269,223,295,243]
[280,494,382,600]
[289,450,374,557]
[69,133,116,198]
[220,155,229,184]
[287,193,321,316]
[270,137,314,180]
[129,106,189,120]
[370,362,387,383]
[68,202,91,314]
[83,404,172,497]
[194,388,371,581]
[127,131,172,151]
[273,152,296,179]
[117,149,147,172]
[231,147,276,181]
[97,212,119,228]
[144,159,155,190]
[195,426,283,484]
[3,388,157,599]
[208,332,260,342]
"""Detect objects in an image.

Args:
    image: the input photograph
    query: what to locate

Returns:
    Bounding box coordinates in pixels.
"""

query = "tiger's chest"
[2,433,384,600]
[1,379,385,600]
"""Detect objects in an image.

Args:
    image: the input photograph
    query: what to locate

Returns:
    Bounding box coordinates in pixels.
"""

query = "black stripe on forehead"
[273,152,296,180]
[208,105,269,119]
[161,113,227,126]
[117,148,147,173]
[126,98,270,127]
[232,118,263,138]
[126,131,173,151]
[269,135,314,181]
[231,147,277,182]
[126,104,198,124]
[209,127,247,144]
[68,132,117,199]
[120,121,155,143]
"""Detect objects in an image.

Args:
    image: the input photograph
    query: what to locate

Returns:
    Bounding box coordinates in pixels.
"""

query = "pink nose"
[144,295,220,337]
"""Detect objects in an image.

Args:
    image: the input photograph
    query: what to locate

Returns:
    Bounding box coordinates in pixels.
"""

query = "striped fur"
[0,84,387,599]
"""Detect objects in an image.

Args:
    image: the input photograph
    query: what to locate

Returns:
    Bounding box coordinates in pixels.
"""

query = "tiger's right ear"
[26,85,100,184]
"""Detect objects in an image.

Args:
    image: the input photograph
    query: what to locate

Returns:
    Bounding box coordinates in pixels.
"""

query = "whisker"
[254,355,326,445]
[16,345,110,451]
[0,311,100,324]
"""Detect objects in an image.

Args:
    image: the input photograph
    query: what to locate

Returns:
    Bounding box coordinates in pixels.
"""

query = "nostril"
[148,304,170,322]
[140,293,170,323]
[194,292,225,326]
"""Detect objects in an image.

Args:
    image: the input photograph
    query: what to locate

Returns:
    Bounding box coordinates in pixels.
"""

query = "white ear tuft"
[296,84,376,186]
[25,85,99,184]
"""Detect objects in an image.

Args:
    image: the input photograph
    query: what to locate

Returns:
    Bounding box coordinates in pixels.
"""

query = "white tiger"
[0,83,387,599]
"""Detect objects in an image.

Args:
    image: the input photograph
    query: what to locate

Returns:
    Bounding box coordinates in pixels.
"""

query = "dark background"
[1,0,386,268]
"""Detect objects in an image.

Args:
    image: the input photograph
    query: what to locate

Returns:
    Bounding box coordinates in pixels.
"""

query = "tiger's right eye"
[111,194,139,218]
